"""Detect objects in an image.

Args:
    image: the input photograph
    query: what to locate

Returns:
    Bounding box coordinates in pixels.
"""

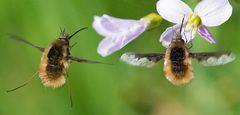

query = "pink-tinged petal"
[156,0,192,24]
[97,22,148,57]
[194,0,232,27]
[93,16,117,36]
[97,36,118,57]
[160,24,192,48]
[197,25,216,44]
[93,14,149,36]
[160,26,175,48]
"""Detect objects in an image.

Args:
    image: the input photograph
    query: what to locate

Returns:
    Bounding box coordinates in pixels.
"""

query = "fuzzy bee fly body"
[39,32,71,88]
[163,32,193,85]
[8,27,109,91]
[120,18,235,85]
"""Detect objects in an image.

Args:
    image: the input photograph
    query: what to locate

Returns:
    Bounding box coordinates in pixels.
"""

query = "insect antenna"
[6,71,38,93]
[68,27,88,40]
[60,27,66,34]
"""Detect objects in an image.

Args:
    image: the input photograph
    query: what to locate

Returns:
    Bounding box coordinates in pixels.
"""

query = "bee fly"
[120,18,236,85]
[7,27,109,91]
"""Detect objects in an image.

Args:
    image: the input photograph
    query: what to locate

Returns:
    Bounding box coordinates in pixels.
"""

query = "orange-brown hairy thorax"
[39,39,70,88]
[164,34,193,85]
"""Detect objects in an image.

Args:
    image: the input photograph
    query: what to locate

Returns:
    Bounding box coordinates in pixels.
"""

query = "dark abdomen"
[46,46,64,77]
[170,47,187,78]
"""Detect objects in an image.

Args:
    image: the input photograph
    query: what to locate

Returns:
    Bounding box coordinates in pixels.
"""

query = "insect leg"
[184,32,188,43]
[188,41,193,49]
[6,71,38,93]
[66,73,73,108]
[70,42,78,50]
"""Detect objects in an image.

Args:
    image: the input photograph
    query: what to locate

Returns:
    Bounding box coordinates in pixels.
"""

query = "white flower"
[157,0,232,47]
[93,13,162,57]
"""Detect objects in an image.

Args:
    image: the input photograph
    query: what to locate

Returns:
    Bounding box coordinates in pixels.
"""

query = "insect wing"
[190,52,235,66]
[68,55,111,65]
[120,52,165,68]
[9,35,44,52]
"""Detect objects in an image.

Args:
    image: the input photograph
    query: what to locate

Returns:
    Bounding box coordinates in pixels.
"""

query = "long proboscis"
[68,27,88,40]
[179,16,185,33]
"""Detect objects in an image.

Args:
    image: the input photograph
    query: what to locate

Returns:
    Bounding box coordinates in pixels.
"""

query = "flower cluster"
[93,0,232,56]
[157,0,232,47]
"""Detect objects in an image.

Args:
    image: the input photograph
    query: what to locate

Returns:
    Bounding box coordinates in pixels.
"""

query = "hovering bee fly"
[7,27,108,92]
[120,20,235,85]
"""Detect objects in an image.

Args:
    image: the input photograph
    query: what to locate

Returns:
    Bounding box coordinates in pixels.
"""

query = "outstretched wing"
[9,35,45,52]
[120,52,165,68]
[68,55,111,65]
[190,52,235,66]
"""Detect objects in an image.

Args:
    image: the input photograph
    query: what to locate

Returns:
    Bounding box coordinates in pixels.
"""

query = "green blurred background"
[0,0,240,115]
